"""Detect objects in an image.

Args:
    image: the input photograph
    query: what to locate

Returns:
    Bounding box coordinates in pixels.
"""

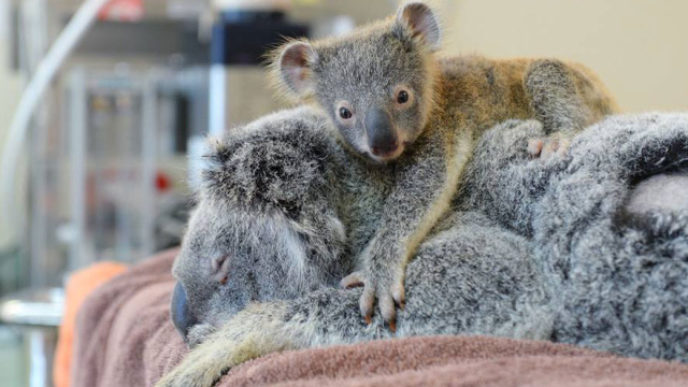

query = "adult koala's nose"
[366,108,399,158]
[171,282,198,340]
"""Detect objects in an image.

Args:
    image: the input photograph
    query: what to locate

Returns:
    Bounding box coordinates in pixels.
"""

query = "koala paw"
[340,270,405,332]
[528,133,571,159]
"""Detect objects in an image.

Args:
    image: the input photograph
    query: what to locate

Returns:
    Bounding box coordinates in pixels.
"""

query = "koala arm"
[343,128,473,329]
[156,289,388,387]
[156,302,296,387]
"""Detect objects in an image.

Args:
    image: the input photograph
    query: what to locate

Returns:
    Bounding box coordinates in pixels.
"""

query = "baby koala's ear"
[273,40,318,98]
[396,2,441,51]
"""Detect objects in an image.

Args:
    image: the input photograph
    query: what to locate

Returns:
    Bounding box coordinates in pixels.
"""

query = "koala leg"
[525,59,594,134]
[156,301,304,387]
[524,59,602,159]
[155,292,378,387]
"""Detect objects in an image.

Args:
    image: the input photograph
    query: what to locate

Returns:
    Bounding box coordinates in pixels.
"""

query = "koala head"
[170,109,350,344]
[272,2,441,163]
[171,200,314,344]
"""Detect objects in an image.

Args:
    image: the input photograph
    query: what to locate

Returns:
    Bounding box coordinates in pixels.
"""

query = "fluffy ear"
[396,2,441,50]
[273,40,318,97]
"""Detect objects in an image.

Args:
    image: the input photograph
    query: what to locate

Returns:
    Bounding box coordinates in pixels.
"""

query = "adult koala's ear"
[272,40,318,98]
[396,2,441,51]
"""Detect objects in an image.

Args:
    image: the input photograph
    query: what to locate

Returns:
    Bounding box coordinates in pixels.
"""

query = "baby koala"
[271,1,618,327]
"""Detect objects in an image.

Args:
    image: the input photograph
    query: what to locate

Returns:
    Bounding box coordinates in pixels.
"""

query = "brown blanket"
[71,249,688,387]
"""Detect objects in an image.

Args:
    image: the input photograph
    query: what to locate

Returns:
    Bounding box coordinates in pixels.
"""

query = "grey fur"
[160,111,688,387]
[458,113,688,360]
[524,60,615,133]
[626,174,688,215]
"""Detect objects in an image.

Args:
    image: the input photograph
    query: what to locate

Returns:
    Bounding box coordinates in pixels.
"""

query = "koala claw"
[340,271,366,289]
[392,281,406,310]
[359,284,376,324]
[342,271,405,331]
[378,290,397,332]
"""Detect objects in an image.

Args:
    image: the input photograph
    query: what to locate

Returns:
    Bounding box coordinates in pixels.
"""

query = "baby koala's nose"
[371,140,400,157]
[366,108,399,158]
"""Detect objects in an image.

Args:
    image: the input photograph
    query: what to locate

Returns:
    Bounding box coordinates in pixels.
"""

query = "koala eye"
[339,107,352,120]
[397,90,409,104]
[211,254,230,285]
[393,87,413,107]
[335,101,354,124]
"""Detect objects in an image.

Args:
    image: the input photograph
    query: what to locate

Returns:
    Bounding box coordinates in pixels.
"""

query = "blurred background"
[0,0,686,386]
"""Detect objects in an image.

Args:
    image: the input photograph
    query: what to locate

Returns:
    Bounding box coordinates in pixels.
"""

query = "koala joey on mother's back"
[271,1,618,328]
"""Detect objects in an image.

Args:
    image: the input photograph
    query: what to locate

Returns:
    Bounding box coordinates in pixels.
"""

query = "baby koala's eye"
[335,101,354,124]
[339,107,352,120]
[393,86,413,107]
[397,90,409,104]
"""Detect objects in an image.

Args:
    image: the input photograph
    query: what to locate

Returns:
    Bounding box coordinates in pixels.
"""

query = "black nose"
[171,282,197,339]
[366,108,399,157]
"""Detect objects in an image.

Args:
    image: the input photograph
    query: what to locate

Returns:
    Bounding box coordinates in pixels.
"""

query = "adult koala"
[161,109,688,387]
[166,107,551,386]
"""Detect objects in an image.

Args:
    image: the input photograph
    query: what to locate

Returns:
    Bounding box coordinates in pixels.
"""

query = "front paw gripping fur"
[340,266,405,332]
